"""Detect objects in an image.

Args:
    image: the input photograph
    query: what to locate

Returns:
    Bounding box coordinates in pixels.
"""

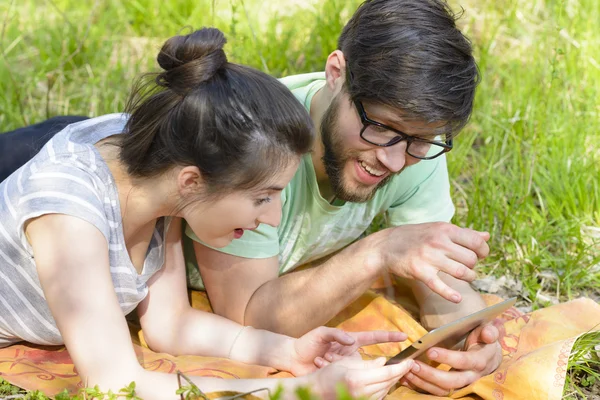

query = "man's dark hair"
[120,28,314,198]
[338,0,480,136]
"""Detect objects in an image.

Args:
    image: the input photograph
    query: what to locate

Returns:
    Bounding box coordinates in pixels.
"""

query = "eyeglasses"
[354,99,453,160]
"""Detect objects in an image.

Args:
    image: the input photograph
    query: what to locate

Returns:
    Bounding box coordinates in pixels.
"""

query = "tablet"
[385,297,517,365]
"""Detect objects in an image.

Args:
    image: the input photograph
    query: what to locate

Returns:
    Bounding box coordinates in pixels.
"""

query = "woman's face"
[181,158,299,248]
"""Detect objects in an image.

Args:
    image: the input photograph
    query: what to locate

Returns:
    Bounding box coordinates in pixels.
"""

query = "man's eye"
[254,197,272,206]
[371,125,388,133]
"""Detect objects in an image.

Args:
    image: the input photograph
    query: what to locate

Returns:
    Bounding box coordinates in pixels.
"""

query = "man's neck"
[309,86,335,201]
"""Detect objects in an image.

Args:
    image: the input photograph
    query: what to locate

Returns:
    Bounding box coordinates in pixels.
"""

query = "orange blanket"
[0,290,598,400]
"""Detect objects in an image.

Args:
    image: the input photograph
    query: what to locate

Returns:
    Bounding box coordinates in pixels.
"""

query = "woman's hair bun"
[156,28,228,92]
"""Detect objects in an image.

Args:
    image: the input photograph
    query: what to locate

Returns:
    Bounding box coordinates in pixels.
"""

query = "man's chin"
[334,183,378,203]
[335,175,393,203]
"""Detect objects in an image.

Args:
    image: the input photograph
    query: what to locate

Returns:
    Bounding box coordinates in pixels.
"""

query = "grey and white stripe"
[0,114,169,347]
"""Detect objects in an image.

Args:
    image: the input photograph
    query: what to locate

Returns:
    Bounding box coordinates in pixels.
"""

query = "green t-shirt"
[184,72,455,290]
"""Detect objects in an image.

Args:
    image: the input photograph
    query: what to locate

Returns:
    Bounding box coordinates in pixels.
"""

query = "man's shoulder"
[283,154,316,195]
[279,72,326,91]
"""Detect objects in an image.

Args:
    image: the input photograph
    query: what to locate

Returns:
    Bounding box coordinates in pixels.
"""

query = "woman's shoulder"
[48,113,128,155]
[14,113,129,184]
[58,113,128,143]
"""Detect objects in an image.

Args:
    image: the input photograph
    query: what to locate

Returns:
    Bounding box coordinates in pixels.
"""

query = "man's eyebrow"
[372,113,412,131]
[411,132,444,140]
[382,115,406,126]
[382,119,442,139]
[382,116,445,140]
[366,106,446,139]
[365,106,406,126]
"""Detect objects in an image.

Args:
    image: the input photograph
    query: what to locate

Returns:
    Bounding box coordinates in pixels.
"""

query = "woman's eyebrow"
[261,185,284,191]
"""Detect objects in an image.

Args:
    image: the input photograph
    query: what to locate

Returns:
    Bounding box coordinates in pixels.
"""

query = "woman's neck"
[95,140,174,242]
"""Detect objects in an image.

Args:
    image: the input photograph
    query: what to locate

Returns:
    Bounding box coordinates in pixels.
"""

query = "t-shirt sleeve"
[385,155,455,227]
[185,222,280,259]
[14,163,110,250]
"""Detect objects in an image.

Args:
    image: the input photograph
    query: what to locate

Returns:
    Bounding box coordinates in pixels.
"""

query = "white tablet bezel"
[385,297,517,365]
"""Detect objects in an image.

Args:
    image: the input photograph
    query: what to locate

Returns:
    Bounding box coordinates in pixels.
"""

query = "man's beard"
[320,99,393,203]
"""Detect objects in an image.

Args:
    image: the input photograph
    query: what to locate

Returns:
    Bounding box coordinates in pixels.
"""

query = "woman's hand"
[308,357,414,400]
[289,326,407,376]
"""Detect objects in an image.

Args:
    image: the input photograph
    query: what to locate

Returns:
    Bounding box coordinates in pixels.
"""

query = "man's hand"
[290,327,408,376]
[401,323,502,396]
[371,222,490,303]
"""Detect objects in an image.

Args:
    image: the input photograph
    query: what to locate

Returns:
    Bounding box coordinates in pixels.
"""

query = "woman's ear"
[177,166,203,196]
[324,50,348,95]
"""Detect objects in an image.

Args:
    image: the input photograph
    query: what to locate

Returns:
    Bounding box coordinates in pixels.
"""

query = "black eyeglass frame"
[353,99,453,160]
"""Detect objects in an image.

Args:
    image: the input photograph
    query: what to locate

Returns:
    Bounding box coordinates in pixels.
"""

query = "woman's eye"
[254,197,272,206]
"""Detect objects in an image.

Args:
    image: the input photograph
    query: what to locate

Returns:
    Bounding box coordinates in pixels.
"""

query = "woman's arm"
[27,214,411,399]
[139,218,408,371]
[138,217,297,369]
[138,218,415,399]
[27,214,148,390]
[26,214,303,398]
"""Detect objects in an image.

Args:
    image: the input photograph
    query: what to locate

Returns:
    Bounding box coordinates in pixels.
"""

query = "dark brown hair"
[120,28,313,197]
[339,0,480,136]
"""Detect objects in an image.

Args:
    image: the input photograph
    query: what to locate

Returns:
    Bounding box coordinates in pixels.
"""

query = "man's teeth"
[360,161,385,177]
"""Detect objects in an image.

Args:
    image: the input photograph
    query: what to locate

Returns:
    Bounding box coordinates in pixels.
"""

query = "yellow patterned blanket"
[0,289,598,400]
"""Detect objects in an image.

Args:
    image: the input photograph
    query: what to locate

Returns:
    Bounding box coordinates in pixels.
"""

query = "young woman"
[0,28,413,399]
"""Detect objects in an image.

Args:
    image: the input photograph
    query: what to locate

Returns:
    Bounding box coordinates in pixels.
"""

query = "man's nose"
[375,140,408,173]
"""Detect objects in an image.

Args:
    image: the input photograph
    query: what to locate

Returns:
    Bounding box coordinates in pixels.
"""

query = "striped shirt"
[0,114,169,347]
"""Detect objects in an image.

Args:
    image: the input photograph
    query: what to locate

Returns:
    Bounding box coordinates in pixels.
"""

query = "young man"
[183,0,502,396]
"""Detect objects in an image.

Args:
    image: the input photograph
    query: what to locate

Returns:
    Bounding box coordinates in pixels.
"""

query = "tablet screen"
[385,297,517,365]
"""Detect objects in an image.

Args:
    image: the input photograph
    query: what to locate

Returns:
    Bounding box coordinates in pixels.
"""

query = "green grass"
[451,0,600,308]
[564,331,600,399]
[1,0,598,398]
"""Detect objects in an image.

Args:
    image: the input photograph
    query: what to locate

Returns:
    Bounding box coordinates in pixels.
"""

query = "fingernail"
[411,363,420,373]
[451,294,460,303]
[325,353,333,361]
[429,350,438,359]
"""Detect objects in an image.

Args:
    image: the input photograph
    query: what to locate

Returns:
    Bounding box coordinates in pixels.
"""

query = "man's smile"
[359,160,386,177]
[353,159,388,185]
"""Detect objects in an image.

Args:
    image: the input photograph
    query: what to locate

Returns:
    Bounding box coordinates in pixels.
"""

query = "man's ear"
[324,50,347,95]
[177,166,203,196]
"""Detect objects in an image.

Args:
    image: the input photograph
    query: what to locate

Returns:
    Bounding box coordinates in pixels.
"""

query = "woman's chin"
[206,238,233,248]
[193,234,233,249]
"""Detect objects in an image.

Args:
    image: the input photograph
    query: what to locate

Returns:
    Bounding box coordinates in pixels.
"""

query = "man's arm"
[195,239,383,337]
[195,221,488,337]
[411,272,487,330]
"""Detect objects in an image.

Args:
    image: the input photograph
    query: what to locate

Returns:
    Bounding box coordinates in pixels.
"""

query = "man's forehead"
[361,100,448,134]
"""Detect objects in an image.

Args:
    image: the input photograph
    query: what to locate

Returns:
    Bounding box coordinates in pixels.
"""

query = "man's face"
[320,91,436,202]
